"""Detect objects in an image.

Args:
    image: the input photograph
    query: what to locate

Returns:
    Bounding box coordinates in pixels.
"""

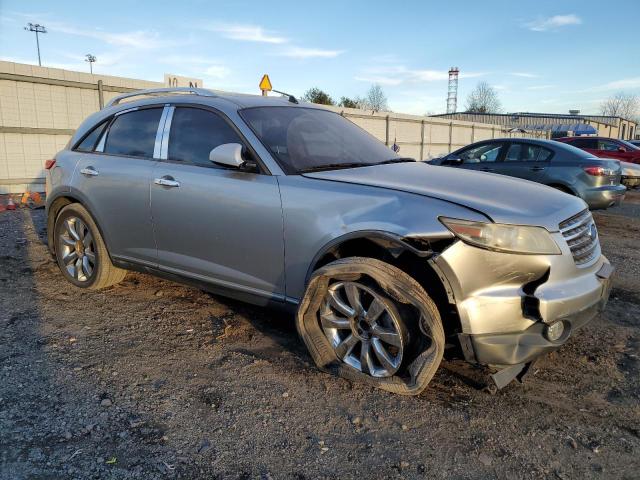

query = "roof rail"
[105,87,217,108]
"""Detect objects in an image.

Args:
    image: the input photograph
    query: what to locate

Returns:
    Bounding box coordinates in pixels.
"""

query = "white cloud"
[355,65,486,86]
[208,23,287,44]
[525,14,582,32]
[278,46,344,59]
[587,77,640,91]
[510,72,539,78]
[527,84,555,90]
[204,65,231,79]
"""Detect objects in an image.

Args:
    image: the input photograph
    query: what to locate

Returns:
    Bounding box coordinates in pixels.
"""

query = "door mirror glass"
[209,143,245,168]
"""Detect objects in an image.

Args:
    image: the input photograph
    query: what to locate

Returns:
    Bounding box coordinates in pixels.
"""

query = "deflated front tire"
[296,257,445,395]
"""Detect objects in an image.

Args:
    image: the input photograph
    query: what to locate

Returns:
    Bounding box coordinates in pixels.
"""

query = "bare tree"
[360,84,389,112]
[600,92,639,120]
[464,82,502,113]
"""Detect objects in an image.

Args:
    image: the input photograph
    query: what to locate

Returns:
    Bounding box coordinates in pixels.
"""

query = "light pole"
[24,23,47,66]
[85,54,96,74]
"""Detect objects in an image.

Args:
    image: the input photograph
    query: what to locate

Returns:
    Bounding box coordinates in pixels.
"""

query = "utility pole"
[24,23,47,66]
[85,54,97,74]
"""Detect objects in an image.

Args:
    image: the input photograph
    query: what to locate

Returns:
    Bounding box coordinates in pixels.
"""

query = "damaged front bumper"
[432,236,614,368]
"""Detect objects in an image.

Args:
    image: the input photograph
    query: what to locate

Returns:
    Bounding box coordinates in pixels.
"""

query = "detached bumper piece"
[461,262,614,390]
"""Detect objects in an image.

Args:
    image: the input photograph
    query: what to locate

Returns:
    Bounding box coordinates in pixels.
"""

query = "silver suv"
[46,88,614,394]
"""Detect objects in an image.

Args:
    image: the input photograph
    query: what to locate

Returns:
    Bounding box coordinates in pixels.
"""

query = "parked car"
[429,138,625,209]
[45,88,614,394]
[621,161,640,189]
[555,136,640,164]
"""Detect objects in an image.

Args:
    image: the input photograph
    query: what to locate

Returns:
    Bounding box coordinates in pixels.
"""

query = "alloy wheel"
[320,281,406,377]
[58,216,96,282]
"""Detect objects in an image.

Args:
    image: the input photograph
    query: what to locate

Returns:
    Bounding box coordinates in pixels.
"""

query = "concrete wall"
[324,106,547,160]
[0,60,546,193]
[434,112,638,140]
[0,61,162,193]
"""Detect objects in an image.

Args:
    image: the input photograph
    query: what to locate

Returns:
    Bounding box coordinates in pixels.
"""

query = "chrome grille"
[559,209,600,266]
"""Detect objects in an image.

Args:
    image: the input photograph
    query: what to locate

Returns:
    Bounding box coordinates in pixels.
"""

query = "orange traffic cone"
[6,197,16,210]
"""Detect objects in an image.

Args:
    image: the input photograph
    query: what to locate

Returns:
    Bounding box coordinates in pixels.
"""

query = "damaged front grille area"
[559,209,600,266]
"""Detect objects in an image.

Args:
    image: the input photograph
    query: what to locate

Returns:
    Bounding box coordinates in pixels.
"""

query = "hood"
[302,162,586,231]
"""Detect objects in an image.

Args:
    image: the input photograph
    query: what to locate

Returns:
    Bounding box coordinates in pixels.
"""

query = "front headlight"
[440,217,561,255]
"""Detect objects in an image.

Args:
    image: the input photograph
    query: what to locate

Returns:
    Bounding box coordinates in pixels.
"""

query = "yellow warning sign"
[259,74,272,92]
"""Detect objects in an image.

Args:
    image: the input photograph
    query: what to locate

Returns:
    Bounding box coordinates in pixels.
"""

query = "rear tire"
[53,203,126,290]
[297,257,444,395]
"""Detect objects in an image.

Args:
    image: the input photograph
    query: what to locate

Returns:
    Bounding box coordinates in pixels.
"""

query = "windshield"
[620,139,640,151]
[240,107,407,174]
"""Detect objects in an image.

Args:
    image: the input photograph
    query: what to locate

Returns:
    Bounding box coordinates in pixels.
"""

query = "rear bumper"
[582,184,626,209]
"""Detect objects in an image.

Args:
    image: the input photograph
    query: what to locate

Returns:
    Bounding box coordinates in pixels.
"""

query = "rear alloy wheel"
[54,203,126,290]
[297,257,445,395]
[320,281,406,378]
[58,216,96,282]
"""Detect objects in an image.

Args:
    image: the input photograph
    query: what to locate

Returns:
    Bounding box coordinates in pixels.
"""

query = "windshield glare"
[240,107,400,173]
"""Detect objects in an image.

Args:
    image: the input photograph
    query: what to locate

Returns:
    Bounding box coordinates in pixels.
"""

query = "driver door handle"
[154,176,180,188]
[530,166,546,172]
[80,167,99,176]
[480,166,495,172]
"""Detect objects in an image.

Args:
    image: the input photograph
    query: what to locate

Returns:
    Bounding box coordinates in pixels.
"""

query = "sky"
[1,0,639,116]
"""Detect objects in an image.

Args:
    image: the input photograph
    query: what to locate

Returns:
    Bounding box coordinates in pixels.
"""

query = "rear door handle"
[480,167,495,172]
[80,167,99,176]
[154,176,180,188]
[530,166,546,172]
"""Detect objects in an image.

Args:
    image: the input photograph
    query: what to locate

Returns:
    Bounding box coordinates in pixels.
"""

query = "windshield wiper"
[377,157,416,165]
[298,162,375,173]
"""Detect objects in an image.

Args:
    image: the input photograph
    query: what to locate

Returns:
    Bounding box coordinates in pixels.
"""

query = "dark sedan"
[429,138,626,209]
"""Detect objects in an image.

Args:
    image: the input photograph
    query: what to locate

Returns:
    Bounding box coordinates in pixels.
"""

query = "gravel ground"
[0,192,639,479]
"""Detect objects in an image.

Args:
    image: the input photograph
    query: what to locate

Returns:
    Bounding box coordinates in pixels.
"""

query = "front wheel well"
[547,183,575,195]
[309,235,461,341]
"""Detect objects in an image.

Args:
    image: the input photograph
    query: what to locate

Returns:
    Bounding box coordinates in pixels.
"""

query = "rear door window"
[167,107,243,167]
[103,108,163,158]
[505,143,553,162]
[571,138,597,149]
[598,140,620,151]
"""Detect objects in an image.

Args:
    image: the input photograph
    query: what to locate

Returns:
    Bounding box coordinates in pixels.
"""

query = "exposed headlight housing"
[439,217,561,255]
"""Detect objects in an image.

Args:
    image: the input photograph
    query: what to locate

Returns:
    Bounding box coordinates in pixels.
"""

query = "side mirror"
[209,143,258,172]
[210,143,245,168]
[618,146,627,153]
[445,157,463,165]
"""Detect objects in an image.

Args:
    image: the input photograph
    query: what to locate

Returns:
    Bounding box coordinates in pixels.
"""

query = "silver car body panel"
[302,162,587,231]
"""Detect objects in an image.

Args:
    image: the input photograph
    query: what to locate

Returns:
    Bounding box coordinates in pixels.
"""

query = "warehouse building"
[432,111,637,140]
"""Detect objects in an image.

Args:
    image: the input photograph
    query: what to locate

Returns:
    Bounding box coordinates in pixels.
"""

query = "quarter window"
[168,107,243,167]
[75,120,109,152]
[103,108,163,158]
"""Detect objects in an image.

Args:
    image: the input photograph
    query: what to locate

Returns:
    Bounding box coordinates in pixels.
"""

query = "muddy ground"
[1,192,639,480]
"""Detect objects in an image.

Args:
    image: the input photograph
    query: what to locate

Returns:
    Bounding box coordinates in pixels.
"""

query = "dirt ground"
[1,192,639,480]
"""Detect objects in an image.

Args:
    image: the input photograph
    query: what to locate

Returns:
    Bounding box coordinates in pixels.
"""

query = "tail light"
[44,159,56,169]
[584,166,615,176]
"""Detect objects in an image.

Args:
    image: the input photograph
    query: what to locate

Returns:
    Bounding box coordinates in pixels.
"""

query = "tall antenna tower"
[446,67,459,114]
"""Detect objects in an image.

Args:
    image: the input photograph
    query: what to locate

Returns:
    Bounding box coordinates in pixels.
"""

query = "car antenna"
[272,89,299,104]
